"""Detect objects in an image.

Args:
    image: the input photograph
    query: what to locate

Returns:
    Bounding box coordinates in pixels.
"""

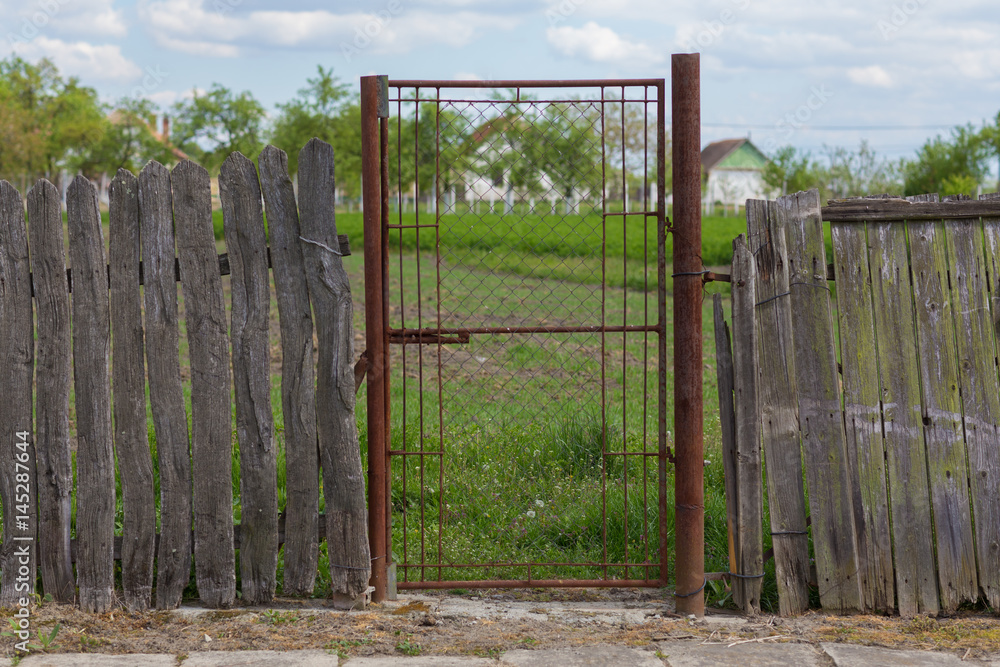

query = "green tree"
[762,146,821,196]
[77,97,176,177]
[902,124,990,197]
[823,141,903,199]
[269,65,358,181]
[171,84,266,173]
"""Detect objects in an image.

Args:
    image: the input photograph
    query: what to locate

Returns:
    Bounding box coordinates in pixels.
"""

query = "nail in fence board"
[174,160,236,608]
[140,161,193,610]
[746,198,810,615]
[109,169,156,611]
[908,209,978,612]
[27,179,75,603]
[220,152,278,604]
[866,194,939,615]
[943,201,1000,609]
[731,235,762,614]
[712,293,740,611]
[258,146,320,596]
[68,176,115,612]
[779,189,863,613]
[976,191,1000,609]
[829,213,894,613]
[0,182,36,606]
[299,138,372,600]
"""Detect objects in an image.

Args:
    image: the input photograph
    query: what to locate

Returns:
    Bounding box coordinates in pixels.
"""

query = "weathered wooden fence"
[717,188,1000,616]
[0,138,370,612]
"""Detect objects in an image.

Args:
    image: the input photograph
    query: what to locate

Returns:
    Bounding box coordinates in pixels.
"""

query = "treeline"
[764,120,1000,201]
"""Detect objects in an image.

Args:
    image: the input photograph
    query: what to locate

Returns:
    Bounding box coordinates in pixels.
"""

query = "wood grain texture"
[943,205,1000,609]
[298,138,371,599]
[220,152,278,605]
[977,191,1000,609]
[907,212,978,612]
[746,198,809,615]
[109,169,156,611]
[829,218,894,613]
[67,175,115,612]
[27,179,75,603]
[0,182,36,606]
[140,161,193,609]
[822,198,1000,222]
[779,189,862,613]
[712,293,740,611]
[731,235,762,614]
[173,160,236,609]
[866,197,939,616]
[258,145,320,596]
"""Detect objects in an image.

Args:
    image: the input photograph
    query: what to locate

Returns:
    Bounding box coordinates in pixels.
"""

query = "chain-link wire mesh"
[385,82,666,587]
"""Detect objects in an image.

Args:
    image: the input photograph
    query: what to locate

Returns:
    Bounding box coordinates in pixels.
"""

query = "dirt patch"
[6,590,1000,661]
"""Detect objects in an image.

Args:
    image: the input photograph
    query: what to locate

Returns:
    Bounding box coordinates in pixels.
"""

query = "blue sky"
[5,0,1000,166]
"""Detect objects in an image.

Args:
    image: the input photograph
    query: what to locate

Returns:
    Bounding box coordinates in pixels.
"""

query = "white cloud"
[136,0,515,57]
[11,36,141,82]
[546,21,663,65]
[3,0,126,41]
[847,65,893,88]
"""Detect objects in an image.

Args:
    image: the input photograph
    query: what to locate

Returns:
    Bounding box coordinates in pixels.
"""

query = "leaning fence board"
[27,179,75,603]
[221,152,278,605]
[299,138,372,602]
[866,200,939,616]
[0,182,35,606]
[779,189,862,613]
[907,213,978,612]
[978,192,1000,608]
[712,294,740,611]
[109,169,156,611]
[140,161,193,609]
[259,145,320,596]
[943,206,1000,609]
[174,160,237,609]
[68,175,115,612]
[746,198,810,615]
[731,235,762,614]
[830,217,894,613]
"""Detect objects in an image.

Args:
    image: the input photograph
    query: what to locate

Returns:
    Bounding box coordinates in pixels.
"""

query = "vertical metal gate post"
[671,54,705,615]
[361,74,389,602]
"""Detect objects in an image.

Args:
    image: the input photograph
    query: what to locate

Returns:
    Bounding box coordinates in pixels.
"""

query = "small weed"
[175,654,189,665]
[2,620,61,653]
[259,609,299,625]
[448,589,467,595]
[325,636,374,658]
[395,634,421,656]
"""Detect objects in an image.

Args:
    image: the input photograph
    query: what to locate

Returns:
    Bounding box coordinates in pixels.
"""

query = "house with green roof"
[701,138,770,208]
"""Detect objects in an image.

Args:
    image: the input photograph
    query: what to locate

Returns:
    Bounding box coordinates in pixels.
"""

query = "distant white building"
[701,138,769,207]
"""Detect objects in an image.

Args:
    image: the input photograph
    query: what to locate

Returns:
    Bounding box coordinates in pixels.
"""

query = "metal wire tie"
[673,576,707,598]
[755,291,791,307]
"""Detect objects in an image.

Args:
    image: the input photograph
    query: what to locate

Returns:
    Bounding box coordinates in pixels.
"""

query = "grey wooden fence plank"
[866,200,939,616]
[173,160,236,609]
[712,293,741,611]
[139,161,193,609]
[220,151,278,605]
[731,234,762,614]
[108,168,156,611]
[746,198,809,615]
[907,212,978,612]
[978,191,1000,609]
[944,204,1000,610]
[829,219,894,613]
[26,179,75,603]
[0,182,36,607]
[258,145,320,597]
[67,175,115,612]
[779,189,863,613]
[298,138,371,603]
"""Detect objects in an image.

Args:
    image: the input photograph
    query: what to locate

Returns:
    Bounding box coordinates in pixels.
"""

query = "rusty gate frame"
[360,55,704,614]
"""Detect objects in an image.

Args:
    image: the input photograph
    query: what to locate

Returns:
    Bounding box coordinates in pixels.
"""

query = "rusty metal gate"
[361,76,681,599]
